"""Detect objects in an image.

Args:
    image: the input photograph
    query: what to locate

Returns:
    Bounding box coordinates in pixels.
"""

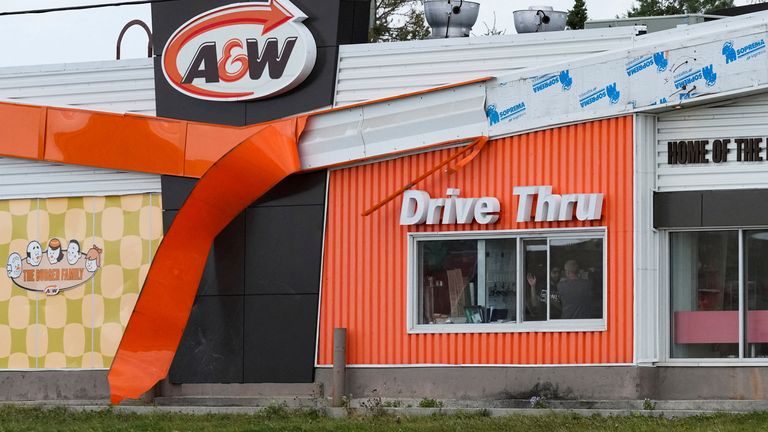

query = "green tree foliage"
[567,0,589,30]
[370,0,431,42]
[626,0,735,17]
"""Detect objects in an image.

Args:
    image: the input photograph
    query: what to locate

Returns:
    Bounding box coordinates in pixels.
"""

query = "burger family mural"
[5,238,103,296]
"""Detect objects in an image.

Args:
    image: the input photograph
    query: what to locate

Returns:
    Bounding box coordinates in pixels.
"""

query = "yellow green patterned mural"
[0,194,162,369]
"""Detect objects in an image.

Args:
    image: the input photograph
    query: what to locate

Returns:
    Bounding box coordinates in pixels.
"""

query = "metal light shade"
[424,0,480,39]
[513,6,567,33]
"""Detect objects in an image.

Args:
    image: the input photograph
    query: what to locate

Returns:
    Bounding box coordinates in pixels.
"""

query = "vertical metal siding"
[657,91,768,191]
[634,114,660,363]
[318,116,634,366]
[335,27,640,106]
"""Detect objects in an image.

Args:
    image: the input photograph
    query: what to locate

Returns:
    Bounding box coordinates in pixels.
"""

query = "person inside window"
[557,260,599,319]
[525,266,563,319]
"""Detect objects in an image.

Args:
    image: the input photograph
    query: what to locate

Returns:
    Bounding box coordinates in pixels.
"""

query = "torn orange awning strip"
[361,136,488,217]
[447,134,489,174]
[107,116,305,404]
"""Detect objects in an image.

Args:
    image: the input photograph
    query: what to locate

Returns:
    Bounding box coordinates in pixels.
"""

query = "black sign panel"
[152,0,371,126]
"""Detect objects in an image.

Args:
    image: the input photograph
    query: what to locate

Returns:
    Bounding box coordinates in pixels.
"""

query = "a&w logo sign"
[162,1,317,102]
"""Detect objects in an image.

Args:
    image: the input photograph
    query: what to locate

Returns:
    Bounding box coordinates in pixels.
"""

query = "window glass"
[414,231,605,329]
[419,239,518,325]
[744,230,768,358]
[418,240,479,325]
[485,239,517,323]
[523,239,547,321]
[550,238,603,320]
[670,231,739,359]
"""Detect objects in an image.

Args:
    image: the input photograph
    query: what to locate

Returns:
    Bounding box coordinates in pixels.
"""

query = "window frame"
[407,227,608,335]
[661,226,768,364]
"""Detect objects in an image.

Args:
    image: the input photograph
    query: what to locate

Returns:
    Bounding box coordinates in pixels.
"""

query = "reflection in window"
[523,240,547,321]
[550,238,603,320]
[745,230,768,358]
[524,238,603,321]
[670,231,739,359]
[485,239,517,323]
[418,240,517,325]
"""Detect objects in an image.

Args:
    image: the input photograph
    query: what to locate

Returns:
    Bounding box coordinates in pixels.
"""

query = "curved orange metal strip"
[107,116,305,404]
[44,107,189,176]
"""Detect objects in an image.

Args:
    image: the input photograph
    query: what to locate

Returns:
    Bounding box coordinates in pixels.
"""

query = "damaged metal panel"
[299,82,488,170]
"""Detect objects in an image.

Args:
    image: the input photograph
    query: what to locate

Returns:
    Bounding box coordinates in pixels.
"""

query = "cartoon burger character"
[47,238,64,265]
[26,241,42,267]
[6,253,22,279]
[66,240,82,266]
[85,245,103,273]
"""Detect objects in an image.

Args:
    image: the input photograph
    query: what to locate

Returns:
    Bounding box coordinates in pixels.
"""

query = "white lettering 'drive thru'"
[513,186,603,222]
[400,189,501,226]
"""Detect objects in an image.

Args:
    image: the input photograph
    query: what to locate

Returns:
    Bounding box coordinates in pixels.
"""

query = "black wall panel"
[169,296,245,383]
[164,211,246,297]
[160,176,198,211]
[164,172,327,383]
[655,189,768,228]
[161,171,326,209]
[243,295,319,383]
[245,206,324,295]
[252,171,327,207]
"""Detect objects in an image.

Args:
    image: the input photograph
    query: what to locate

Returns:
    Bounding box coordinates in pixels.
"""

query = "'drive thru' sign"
[162,1,317,102]
[400,187,604,226]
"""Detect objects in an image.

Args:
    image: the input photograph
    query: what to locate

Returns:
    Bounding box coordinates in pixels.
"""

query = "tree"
[625,0,734,17]
[567,0,589,30]
[370,0,431,42]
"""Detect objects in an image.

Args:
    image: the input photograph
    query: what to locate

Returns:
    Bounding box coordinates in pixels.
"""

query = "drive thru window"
[409,228,606,334]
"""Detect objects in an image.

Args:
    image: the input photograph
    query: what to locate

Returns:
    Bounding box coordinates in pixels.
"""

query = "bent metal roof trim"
[1,10,768,404]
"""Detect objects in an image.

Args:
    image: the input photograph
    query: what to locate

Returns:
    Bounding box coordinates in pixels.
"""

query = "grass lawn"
[0,406,767,432]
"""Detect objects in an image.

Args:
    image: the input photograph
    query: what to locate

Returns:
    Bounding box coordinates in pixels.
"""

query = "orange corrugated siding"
[318,116,634,365]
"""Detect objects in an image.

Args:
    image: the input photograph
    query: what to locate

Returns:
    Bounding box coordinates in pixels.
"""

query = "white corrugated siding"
[657,91,768,191]
[334,27,640,106]
[0,58,160,199]
[0,58,155,115]
[0,158,161,200]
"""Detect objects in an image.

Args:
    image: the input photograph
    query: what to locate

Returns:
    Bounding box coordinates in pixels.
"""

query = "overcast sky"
[0,0,753,68]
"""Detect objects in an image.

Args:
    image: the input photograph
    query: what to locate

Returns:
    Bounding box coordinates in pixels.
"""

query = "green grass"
[1,406,768,432]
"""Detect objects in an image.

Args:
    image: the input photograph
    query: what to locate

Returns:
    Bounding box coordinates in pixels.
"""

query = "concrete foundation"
[4,366,768,402]
[153,366,768,401]
[315,367,642,400]
[0,370,108,401]
[641,367,768,400]
[315,366,768,401]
